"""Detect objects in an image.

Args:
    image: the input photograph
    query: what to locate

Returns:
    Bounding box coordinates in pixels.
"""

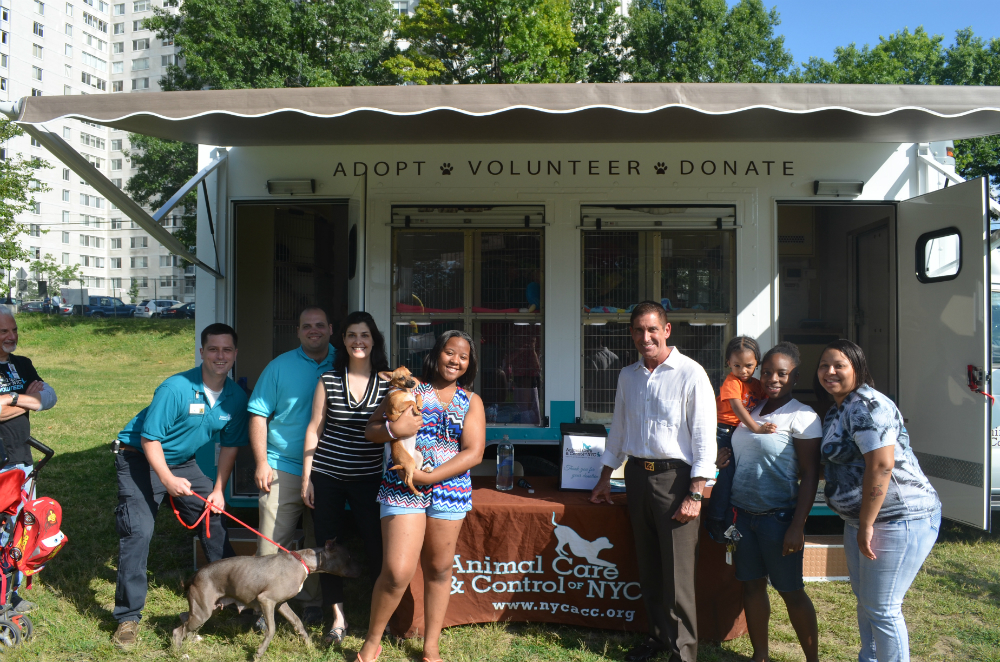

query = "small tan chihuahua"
[379,366,430,494]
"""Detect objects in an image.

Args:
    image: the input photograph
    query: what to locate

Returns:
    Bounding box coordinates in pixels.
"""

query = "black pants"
[705,424,736,524]
[113,451,234,623]
[625,460,700,662]
[310,472,382,609]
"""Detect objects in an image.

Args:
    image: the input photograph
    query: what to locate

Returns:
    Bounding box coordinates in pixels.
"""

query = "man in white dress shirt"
[590,301,716,662]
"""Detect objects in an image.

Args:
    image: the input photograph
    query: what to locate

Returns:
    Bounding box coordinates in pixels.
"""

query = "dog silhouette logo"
[551,512,616,569]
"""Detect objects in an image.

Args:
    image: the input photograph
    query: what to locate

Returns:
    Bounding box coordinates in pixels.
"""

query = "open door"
[898,178,991,529]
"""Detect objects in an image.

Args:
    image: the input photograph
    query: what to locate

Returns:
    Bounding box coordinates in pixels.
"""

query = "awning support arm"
[201,179,221,275]
[8,120,223,279]
[152,149,227,225]
[918,154,1000,217]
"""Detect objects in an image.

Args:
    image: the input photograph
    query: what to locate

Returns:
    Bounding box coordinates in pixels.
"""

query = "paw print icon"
[654,162,668,174]
[440,163,453,175]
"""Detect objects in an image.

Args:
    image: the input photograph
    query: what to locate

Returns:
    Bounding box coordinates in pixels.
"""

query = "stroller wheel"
[10,614,31,640]
[0,618,21,647]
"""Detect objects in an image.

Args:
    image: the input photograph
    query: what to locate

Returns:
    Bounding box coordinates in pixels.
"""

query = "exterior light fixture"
[266,179,315,195]
[813,180,864,197]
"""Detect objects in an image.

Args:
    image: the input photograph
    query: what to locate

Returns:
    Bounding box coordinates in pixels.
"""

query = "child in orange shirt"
[706,336,776,542]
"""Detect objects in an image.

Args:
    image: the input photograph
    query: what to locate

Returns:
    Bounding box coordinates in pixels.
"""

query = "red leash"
[169,492,310,574]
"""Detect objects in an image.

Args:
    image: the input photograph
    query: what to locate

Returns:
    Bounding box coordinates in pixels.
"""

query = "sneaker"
[302,606,323,626]
[112,621,140,649]
[10,595,36,614]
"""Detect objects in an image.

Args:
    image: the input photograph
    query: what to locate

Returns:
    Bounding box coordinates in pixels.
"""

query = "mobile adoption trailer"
[5,83,1000,529]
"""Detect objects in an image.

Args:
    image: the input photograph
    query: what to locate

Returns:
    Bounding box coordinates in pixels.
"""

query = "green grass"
[3,315,999,661]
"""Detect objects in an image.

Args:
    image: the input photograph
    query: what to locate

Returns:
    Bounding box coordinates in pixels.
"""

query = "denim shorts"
[733,507,804,593]
[379,502,467,521]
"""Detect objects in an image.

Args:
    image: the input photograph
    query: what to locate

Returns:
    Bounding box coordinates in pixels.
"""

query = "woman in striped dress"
[358,330,486,662]
[301,311,390,645]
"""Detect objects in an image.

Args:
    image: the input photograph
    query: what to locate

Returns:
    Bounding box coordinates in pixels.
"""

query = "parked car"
[59,296,135,318]
[134,299,181,318]
[159,302,195,320]
[20,301,46,314]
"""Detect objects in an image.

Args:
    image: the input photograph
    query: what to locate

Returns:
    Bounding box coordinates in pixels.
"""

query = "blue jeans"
[843,511,941,662]
[705,424,736,523]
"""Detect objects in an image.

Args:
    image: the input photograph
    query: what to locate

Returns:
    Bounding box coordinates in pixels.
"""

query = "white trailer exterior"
[4,83,998,528]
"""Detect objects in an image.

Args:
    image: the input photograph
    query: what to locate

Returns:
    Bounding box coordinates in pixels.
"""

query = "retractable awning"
[6,83,1000,145]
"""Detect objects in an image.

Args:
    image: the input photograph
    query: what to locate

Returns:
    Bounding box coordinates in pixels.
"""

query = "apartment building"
[1,0,193,304]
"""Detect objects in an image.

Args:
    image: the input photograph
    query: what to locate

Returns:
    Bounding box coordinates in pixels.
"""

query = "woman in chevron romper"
[358,330,486,662]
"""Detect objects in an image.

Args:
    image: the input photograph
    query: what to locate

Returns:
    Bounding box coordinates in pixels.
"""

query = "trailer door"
[897,177,991,529]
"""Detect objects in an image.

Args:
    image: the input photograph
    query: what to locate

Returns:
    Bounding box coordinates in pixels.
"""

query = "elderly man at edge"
[0,307,57,614]
[247,306,335,626]
[590,300,716,662]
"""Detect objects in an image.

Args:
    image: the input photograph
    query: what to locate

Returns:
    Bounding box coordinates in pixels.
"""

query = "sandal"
[324,625,347,645]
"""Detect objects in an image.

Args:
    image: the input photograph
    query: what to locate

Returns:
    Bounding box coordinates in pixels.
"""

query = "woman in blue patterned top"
[816,339,940,662]
[358,330,485,662]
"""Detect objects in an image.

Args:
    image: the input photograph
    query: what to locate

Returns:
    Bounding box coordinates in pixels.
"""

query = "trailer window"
[392,224,544,426]
[915,227,961,282]
[581,227,734,423]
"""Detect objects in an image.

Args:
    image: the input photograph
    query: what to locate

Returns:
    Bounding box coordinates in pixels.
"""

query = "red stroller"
[0,438,66,647]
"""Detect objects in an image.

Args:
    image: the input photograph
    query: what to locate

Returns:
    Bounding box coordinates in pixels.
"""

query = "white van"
[5,83,997,527]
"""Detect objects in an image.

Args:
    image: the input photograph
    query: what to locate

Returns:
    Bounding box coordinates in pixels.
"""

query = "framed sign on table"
[558,423,624,491]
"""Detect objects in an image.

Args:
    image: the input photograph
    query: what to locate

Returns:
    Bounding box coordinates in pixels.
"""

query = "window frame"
[915,226,962,284]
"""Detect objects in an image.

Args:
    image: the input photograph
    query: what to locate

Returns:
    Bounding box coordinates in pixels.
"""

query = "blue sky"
[734,0,1000,66]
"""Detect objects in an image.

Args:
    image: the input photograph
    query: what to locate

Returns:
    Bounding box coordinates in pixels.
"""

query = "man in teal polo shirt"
[248,306,334,624]
[111,323,249,649]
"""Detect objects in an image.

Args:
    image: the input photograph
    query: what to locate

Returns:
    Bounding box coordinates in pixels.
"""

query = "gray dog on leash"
[173,539,362,660]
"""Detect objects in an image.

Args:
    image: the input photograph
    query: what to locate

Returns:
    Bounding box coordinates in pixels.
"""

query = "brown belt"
[628,456,689,472]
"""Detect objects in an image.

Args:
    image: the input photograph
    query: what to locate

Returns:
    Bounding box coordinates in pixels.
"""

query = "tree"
[625,0,793,83]
[568,0,626,83]
[124,134,197,253]
[389,0,577,84]
[146,0,399,90]
[0,120,50,266]
[128,278,141,305]
[28,253,81,298]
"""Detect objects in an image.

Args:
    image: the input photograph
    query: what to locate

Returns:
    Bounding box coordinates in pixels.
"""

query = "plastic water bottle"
[496,442,514,491]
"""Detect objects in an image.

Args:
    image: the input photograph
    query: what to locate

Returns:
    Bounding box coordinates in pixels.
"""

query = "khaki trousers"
[625,461,700,662]
[257,468,321,607]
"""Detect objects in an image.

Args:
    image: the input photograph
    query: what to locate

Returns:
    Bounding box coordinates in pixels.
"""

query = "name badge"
[189,403,206,415]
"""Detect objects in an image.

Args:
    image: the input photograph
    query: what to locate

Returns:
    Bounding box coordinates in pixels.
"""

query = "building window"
[111,80,123,92]
[62,189,70,201]
[63,84,72,95]
[80,132,105,149]
[83,32,107,51]
[391,217,544,426]
[132,38,149,50]
[111,238,121,249]
[111,257,121,268]
[112,41,123,53]
[133,0,150,10]
[110,277,121,288]
[111,158,122,171]
[130,256,148,268]
[35,1,46,15]
[111,218,122,229]
[95,257,104,268]
[65,23,72,36]
[82,52,108,71]
[579,221,735,422]
[112,61,123,73]
[31,89,43,97]
[1,31,7,45]
[32,202,42,214]
[0,78,6,92]
[393,1,408,15]
[161,54,174,66]
[80,71,107,90]
[130,236,148,249]
[131,77,148,90]
[61,253,70,265]
[113,3,124,14]
[1,8,8,21]
[64,43,73,56]
[111,178,122,187]
[62,210,70,222]
[132,277,148,288]
[113,22,124,34]
[131,57,149,70]
[32,66,43,82]
[0,54,7,68]
[62,126,71,139]
[29,224,42,237]
[131,20,145,31]
[62,231,70,243]
[66,3,73,16]
[34,23,45,37]
[111,138,122,150]
[30,247,42,260]
[62,167,70,180]
[160,254,178,267]
[33,44,44,59]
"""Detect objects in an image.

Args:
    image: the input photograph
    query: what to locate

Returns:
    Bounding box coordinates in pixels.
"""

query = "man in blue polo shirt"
[111,323,249,649]
[248,306,334,625]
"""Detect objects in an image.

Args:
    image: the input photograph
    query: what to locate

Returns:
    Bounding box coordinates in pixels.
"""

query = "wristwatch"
[687,491,703,502]
[10,392,18,407]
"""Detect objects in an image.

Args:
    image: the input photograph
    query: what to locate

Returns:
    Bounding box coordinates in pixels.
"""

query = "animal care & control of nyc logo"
[450,512,640,623]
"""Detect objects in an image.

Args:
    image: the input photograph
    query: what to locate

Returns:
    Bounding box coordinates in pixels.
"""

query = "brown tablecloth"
[389,477,746,641]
